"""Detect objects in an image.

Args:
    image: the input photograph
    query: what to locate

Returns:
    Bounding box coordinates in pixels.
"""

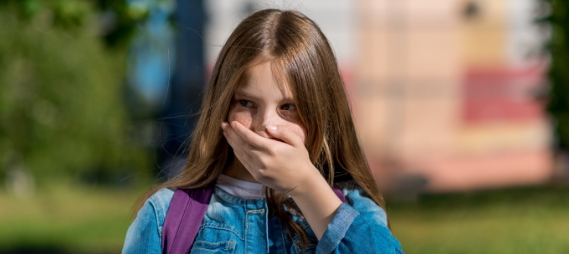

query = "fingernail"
[221,122,227,129]
[267,125,277,132]
[231,121,236,128]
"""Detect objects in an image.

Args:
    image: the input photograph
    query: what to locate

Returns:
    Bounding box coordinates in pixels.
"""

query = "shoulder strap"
[332,187,347,203]
[161,186,214,254]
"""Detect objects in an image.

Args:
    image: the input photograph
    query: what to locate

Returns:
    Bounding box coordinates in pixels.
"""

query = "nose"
[253,107,281,139]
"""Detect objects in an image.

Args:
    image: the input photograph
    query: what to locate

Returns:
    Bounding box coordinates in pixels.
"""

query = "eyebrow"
[234,90,295,101]
[234,91,258,99]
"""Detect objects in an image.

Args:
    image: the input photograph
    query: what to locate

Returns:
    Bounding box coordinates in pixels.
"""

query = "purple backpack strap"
[332,187,347,203]
[161,186,214,254]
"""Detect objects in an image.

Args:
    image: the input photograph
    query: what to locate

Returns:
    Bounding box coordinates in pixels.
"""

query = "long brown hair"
[137,9,387,249]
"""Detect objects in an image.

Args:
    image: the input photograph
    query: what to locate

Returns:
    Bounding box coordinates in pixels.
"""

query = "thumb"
[266,125,304,148]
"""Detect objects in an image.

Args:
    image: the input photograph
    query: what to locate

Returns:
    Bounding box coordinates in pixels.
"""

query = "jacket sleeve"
[122,189,173,254]
[315,185,403,254]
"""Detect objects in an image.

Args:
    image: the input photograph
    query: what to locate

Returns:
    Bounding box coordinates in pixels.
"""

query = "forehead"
[237,61,295,99]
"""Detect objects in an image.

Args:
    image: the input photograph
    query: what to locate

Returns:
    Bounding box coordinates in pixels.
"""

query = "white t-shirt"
[216,174,265,199]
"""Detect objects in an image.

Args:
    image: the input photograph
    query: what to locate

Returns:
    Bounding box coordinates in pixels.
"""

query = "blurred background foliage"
[543,0,569,150]
[0,0,152,188]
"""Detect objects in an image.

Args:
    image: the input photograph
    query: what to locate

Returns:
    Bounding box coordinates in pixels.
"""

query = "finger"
[222,127,254,165]
[265,124,304,148]
[222,122,257,151]
[230,121,269,149]
[222,123,266,173]
[222,126,262,178]
[222,122,246,151]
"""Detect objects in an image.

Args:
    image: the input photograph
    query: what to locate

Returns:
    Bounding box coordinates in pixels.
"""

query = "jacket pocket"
[190,240,236,254]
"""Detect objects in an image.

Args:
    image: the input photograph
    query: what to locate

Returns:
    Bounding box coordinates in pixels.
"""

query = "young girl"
[123,9,403,254]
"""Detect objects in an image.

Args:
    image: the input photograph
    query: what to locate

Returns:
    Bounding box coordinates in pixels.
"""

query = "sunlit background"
[1,0,568,253]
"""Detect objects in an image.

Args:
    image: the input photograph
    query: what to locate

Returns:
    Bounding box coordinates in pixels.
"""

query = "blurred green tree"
[0,0,151,187]
[542,0,569,150]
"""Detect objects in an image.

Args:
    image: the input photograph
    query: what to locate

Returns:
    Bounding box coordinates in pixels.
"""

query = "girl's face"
[227,61,307,143]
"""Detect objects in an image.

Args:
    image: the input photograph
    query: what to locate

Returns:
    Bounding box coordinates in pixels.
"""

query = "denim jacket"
[122,182,403,253]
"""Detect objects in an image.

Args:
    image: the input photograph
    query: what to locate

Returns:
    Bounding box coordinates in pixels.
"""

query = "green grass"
[1,182,568,253]
[0,180,144,253]
[388,186,569,254]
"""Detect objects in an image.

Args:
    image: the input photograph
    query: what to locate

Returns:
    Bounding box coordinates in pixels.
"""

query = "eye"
[280,104,297,111]
[239,100,255,107]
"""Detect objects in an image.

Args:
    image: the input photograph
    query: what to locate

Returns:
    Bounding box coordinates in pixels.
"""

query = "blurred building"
[206,0,550,193]
[354,0,549,193]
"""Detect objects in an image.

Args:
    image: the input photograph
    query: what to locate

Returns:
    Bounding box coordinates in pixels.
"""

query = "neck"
[223,158,260,183]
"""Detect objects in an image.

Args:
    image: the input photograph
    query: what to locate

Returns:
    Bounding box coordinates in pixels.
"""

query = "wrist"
[287,165,343,240]
[288,165,330,198]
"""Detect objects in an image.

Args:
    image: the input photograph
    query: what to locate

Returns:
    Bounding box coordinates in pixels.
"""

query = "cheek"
[228,110,253,129]
[284,122,307,143]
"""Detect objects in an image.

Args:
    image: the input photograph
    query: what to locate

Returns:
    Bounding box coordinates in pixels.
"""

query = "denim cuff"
[316,203,360,254]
